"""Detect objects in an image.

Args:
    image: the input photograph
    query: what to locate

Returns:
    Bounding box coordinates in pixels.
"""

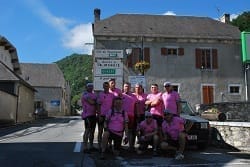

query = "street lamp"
[125,48,132,56]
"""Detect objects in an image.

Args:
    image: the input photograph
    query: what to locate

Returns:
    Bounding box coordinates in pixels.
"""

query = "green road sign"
[241,31,250,63]
[101,69,116,74]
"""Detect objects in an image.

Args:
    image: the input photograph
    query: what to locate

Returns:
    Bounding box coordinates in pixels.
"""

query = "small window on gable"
[228,84,241,95]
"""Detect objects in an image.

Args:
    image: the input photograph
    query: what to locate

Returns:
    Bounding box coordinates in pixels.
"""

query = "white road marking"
[73,142,82,152]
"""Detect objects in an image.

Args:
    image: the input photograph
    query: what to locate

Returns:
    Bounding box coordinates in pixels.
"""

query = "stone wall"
[210,121,250,151]
[199,102,250,122]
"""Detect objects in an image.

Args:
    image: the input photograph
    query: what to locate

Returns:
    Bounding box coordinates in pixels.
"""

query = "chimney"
[94,8,101,22]
[220,13,230,24]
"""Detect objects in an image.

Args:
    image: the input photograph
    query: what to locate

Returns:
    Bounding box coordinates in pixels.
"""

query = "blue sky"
[0,0,249,63]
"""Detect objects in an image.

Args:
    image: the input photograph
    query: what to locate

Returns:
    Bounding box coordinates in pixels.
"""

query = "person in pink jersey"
[97,82,115,150]
[108,78,122,97]
[162,81,181,116]
[122,82,138,152]
[133,83,148,123]
[160,109,187,160]
[145,83,164,127]
[100,97,129,159]
[81,83,97,153]
[136,111,159,156]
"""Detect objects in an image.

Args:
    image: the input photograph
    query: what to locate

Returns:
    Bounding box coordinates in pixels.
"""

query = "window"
[172,85,179,92]
[195,48,218,69]
[228,84,241,95]
[161,47,184,56]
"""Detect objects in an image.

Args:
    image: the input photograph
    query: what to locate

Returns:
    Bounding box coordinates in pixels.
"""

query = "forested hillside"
[55,53,93,110]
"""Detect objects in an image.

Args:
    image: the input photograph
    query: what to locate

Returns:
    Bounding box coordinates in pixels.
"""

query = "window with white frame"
[228,84,241,95]
[171,84,180,93]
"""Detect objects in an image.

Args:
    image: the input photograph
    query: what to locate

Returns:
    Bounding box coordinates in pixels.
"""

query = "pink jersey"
[106,109,129,136]
[138,119,157,136]
[162,91,180,115]
[109,88,122,97]
[162,117,185,140]
[133,93,147,115]
[122,93,138,117]
[97,91,114,116]
[146,92,163,117]
[81,91,97,118]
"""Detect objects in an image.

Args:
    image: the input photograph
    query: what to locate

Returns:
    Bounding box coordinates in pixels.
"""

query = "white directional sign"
[94,49,124,58]
[94,59,123,76]
[94,76,123,91]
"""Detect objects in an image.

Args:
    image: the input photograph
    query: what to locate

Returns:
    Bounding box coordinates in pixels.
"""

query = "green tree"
[231,11,250,32]
[55,53,93,113]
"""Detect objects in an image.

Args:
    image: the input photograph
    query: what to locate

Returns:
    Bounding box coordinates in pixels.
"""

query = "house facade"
[92,9,244,108]
[20,63,71,116]
[0,36,35,125]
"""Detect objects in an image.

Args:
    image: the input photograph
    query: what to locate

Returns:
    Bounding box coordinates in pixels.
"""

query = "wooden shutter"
[133,48,140,66]
[144,47,150,64]
[161,48,167,56]
[178,48,184,56]
[127,54,132,68]
[195,48,202,69]
[212,49,218,69]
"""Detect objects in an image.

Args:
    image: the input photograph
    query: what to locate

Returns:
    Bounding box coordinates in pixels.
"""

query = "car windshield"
[179,100,195,115]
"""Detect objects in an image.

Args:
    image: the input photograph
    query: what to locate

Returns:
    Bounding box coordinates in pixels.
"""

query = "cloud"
[230,14,239,21]
[62,23,93,55]
[163,11,176,16]
[24,0,93,54]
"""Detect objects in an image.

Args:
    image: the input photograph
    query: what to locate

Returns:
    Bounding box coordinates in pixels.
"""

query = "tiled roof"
[20,63,65,87]
[93,14,240,39]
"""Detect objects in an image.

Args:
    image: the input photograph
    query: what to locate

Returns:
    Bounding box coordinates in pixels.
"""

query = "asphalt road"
[0,116,249,167]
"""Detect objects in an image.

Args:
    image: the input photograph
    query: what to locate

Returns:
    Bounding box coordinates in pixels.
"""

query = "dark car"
[34,107,48,119]
[179,100,210,149]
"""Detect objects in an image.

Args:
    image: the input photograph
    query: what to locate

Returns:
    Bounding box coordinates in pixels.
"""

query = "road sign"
[94,59,123,76]
[95,59,123,68]
[93,76,123,91]
[94,49,124,58]
[128,75,146,89]
[241,32,250,63]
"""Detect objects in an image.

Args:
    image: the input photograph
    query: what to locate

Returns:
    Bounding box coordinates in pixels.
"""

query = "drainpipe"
[15,84,20,123]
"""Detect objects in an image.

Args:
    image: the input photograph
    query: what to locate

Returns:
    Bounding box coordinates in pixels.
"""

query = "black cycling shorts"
[84,115,97,129]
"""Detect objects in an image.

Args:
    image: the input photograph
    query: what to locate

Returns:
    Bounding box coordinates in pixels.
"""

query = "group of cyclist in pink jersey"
[81,79,192,160]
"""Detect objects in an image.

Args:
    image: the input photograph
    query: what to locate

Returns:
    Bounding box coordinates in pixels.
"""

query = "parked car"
[179,100,210,149]
[34,107,48,119]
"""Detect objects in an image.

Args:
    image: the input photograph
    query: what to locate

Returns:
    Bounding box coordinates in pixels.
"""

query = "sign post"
[241,32,250,101]
[93,49,124,90]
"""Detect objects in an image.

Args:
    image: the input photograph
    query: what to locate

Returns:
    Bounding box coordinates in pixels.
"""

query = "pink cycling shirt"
[162,91,180,115]
[81,91,97,118]
[106,109,129,136]
[97,91,114,116]
[162,116,185,140]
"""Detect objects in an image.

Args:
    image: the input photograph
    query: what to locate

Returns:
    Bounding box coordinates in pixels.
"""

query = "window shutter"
[195,48,202,69]
[133,48,140,66]
[127,54,132,68]
[161,48,167,56]
[144,48,150,64]
[212,49,218,69]
[178,48,184,56]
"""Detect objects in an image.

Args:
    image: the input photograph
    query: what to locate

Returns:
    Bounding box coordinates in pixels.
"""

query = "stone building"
[20,63,71,117]
[0,36,35,125]
[92,9,244,108]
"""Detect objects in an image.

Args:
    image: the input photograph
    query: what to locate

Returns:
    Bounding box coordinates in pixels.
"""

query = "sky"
[0,0,249,63]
